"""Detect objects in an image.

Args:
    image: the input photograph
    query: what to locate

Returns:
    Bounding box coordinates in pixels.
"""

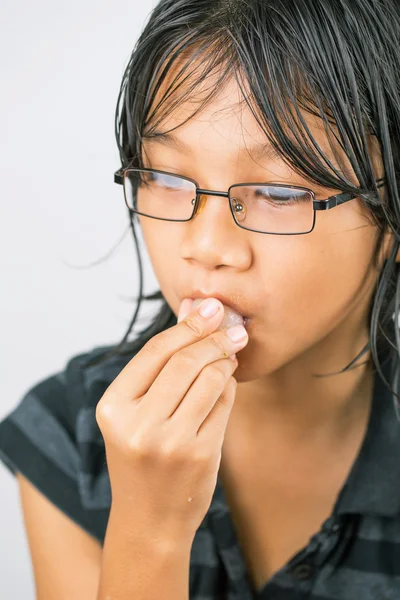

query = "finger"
[197,375,237,443]
[169,356,238,432]
[141,326,246,421]
[178,298,194,323]
[106,298,226,403]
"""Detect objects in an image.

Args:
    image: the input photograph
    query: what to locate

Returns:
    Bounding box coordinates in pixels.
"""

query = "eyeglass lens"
[123,169,314,234]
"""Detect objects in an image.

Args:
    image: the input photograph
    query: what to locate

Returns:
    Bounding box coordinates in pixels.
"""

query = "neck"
[232,318,377,449]
[235,359,373,441]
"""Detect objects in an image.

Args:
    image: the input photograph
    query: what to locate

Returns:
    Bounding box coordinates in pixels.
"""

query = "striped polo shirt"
[1,316,400,599]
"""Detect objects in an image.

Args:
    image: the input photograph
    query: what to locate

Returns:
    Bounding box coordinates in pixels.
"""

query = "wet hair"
[82,0,400,406]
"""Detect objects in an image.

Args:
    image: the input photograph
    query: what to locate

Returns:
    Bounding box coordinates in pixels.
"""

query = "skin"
[138,73,398,461]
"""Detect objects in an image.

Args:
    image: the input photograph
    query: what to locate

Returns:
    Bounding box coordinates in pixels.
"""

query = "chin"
[233,340,289,383]
[233,354,262,383]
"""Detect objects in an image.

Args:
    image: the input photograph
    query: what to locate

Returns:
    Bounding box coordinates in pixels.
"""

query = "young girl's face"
[138,75,387,383]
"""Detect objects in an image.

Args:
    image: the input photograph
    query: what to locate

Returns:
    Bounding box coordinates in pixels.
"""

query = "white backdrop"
[0,1,160,596]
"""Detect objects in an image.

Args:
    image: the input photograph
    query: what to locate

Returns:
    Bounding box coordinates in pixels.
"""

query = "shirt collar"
[210,350,400,521]
[335,351,400,518]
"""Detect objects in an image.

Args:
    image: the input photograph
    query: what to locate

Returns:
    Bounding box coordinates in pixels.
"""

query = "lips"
[183,291,250,330]
[186,291,249,318]
[190,298,245,330]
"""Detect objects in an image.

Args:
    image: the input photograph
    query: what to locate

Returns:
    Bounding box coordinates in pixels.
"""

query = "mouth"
[185,291,250,327]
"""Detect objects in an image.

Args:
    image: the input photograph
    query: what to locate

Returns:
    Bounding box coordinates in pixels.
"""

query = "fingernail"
[226,325,247,342]
[178,299,193,323]
[199,298,220,318]
[178,302,185,323]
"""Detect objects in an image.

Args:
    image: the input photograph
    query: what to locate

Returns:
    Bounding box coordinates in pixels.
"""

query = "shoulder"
[0,340,145,543]
[0,310,177,541]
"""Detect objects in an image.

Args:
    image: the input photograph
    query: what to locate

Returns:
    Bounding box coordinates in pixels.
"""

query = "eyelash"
[142,161,333,197]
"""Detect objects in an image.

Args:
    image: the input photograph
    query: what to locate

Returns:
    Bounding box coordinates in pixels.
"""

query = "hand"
[96,298,249,543]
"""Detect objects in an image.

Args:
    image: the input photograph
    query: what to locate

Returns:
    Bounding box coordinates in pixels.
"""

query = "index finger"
[106,298,226,402]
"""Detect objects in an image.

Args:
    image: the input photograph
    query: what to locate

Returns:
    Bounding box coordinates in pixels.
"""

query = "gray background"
[0,1,160,596]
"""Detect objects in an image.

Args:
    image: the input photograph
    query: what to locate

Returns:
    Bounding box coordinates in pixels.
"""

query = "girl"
[1,0,400,598]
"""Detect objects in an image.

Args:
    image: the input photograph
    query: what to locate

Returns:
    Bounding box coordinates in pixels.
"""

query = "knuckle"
[203,363,228,389]
[208,334,227,356]
[127,433,185,463]
[227,374,238,388]
[127,431,153,456]
[159,440,186,462]
[126,434,141,454]
[193,447,212,465]
[143,331,170,357]
[216,379,237,408]
[183,316,204,339]
[174,348,197,370]
[225,376,238,396]
[95,398,113,426]
[126,435,156,460]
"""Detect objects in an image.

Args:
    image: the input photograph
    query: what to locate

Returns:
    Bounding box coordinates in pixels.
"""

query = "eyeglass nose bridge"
[191,188,244,220]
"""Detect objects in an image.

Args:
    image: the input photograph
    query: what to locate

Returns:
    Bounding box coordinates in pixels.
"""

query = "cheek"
[139,218,181,299]
[270,205,377,308]
[250,214,379,363]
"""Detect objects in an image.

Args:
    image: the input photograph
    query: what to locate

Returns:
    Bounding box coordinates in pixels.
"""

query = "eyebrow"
[142,130,282,163]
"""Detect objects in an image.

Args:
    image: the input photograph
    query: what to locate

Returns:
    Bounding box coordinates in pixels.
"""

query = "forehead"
[145,66,268,151]
[142,51,376,180]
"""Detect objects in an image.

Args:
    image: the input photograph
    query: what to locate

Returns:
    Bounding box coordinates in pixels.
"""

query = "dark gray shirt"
[1,328,400,599]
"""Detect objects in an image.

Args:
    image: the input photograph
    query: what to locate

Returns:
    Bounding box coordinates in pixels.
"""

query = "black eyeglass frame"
[114,167,386,236]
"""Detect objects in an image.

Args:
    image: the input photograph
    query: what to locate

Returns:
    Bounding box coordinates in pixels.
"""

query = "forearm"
[97,506,193,600]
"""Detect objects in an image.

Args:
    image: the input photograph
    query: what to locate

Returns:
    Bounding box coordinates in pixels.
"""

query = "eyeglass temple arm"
[114,169,124,185]
[314,177,386,211]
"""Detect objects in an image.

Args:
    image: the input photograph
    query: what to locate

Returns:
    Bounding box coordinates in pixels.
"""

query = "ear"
[383,229,400,262]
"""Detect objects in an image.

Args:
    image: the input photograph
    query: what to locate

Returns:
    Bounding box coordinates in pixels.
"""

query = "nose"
[193,190,247,226]
[194,191,224,215]
[181,191,251,271]
[193,190,236,222]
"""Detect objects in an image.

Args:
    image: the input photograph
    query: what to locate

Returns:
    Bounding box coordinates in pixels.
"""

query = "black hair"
[82,0,400,407]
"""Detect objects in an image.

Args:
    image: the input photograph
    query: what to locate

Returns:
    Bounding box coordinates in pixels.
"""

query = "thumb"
[178,298,194,323]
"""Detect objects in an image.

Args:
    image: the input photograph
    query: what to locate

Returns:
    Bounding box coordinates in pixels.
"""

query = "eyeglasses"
[114,167,385,235]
